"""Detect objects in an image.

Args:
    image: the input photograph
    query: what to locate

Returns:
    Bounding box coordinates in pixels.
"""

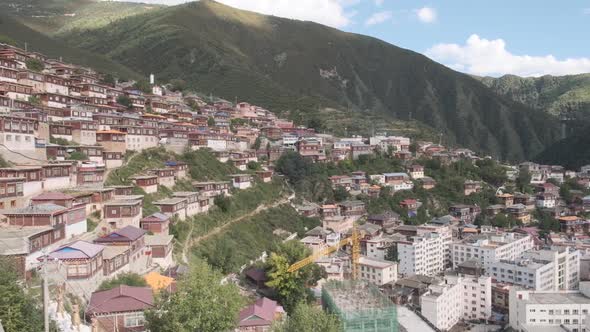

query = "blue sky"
[121,0,590,77]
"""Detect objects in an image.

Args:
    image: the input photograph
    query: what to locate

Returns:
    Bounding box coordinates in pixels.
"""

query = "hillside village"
[0,41,590,332]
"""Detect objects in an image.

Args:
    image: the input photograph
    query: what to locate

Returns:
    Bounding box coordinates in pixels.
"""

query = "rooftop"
[4,203,68,215]
[154,197,187,205]
[87,285,153,315]
[95,226,146,243]
[528,291,590,305]
[31,192,74,201]
[145,234,174,246]
[47,241,104,260]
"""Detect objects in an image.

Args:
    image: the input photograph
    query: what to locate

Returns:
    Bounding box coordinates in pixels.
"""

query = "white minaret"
[149,73,155,85]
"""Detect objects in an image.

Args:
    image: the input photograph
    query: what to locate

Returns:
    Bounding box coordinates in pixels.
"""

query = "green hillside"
[0,0,163,35]
[55,0,560,161]
[478,74,590,115]
[0,14,139,79]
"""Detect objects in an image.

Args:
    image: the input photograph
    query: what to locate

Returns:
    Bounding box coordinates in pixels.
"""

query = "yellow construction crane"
[287,225,360,280]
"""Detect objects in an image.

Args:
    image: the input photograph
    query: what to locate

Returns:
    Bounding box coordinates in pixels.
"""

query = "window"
[124,312,145,328]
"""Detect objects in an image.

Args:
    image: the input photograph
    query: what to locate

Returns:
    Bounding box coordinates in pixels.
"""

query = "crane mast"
[287,225,360,280]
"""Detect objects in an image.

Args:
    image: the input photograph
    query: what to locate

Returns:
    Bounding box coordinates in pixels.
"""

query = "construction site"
[322,280,398,332]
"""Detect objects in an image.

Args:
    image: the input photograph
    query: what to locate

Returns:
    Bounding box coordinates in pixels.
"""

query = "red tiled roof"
[87,285,153,315]
[238,297,283,327]
[31,192,74,201]
[94,225,146,243]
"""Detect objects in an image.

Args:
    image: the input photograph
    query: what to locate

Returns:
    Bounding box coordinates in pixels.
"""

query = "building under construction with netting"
[321,280,398,332]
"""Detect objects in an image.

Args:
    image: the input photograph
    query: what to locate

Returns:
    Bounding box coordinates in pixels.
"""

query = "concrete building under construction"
[322,280,398,332]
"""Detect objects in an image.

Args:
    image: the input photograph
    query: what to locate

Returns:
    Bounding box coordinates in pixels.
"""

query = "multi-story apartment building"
[452,232,534,270]
[421,272,492,331]
[398,232,445,277]
[358,256,398,286]
[417,224,453,268]
[509,282,590,332]
[488,247,580,291]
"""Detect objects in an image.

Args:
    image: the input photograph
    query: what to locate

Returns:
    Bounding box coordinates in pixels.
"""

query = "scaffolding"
[322,280,398,332]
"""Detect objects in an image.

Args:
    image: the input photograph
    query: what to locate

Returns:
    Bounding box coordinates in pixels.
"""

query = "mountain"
[477,75,590,168]
[478,74,590,115]
[535,126,590,170]
[9,0,561,161]
[0,0,163,36]
[0,14,139,78]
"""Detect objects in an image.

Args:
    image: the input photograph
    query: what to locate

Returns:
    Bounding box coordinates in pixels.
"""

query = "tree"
[207,116,215,127]
[169,79,187,92]
[68,151,88,160]
[50,136,72,146]
[98,272,147,291]
[145,260,244,332]
[306,117,324,132]
[333,186,349,202]
[25,58,44,72]
[247,161,261,171]
[272,302,341,332]
[385,245,398,262]
[102,73,116,86]
[275,151,311,185]
[265,241,326,313]
[133,79,151,94]
[409,141,419,154]
[0,258,45,332]
[535,209,560,232]
[516,169,532,193]
[28,95,41,106]
[117,95,132,109]
[253,136,262,150]
[214,194,232,212]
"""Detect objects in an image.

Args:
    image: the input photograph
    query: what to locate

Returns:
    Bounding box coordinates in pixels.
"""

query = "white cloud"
[365,10,392,26]
[416,6,436,23]
[375,0,384,6]
[116,0,352,28]
[425,34,590,77]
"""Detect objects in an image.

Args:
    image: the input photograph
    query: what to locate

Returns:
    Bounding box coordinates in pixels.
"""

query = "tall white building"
[421,272,492,331]
[398,232,444,277]
[509,282,590,332]
[418,224,453,268]
[452,232,534,270]
[488,247,580,291]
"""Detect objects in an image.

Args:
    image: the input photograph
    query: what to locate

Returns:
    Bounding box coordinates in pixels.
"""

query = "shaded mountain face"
[478,75,590,168]
[7,0,560,161]
[478,74,590,116]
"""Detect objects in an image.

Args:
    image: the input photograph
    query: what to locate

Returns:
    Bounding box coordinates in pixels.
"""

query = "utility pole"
[42,251,49,332]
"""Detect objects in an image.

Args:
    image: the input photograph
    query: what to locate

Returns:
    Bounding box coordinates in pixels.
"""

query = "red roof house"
[237,297,285,331]
[86,285,154,332]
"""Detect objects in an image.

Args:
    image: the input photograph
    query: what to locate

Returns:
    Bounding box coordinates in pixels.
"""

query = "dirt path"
[180,193,295,264]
